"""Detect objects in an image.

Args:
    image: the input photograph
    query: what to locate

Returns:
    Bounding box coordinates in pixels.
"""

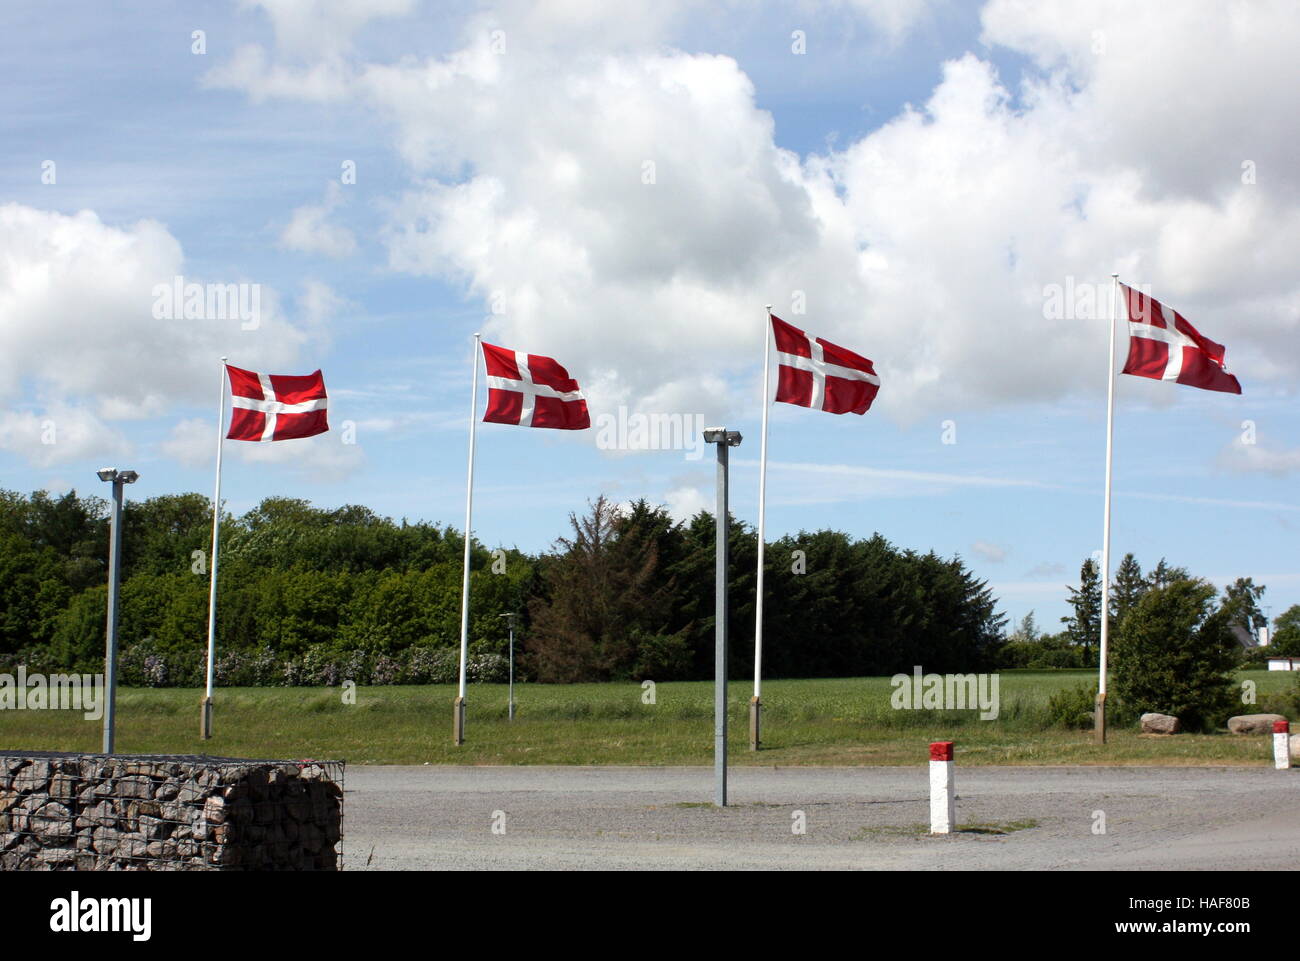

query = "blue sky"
[2,0,1298,633]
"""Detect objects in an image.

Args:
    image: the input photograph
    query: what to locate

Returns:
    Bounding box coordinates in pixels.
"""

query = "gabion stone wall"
[0,752,343,871]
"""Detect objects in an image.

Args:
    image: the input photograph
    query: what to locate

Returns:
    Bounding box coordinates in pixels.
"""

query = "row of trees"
[0,489,1005,684]
[1001,553,1280,669]
[1003,553,1292,730]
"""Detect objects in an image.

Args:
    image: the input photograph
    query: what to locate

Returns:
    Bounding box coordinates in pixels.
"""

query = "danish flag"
[225,364,329,442]
[771,315,880,415]
[482,342,590,430]
[1120,284,1241,394]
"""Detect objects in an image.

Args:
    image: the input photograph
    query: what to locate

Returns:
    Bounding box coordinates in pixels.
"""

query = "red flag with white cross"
[771,315,880,415]
[481,342,590,430]
[1120,284,1242,394]
[224,364,329,441]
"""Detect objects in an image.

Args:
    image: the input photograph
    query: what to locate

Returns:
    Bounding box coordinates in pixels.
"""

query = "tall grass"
[1,670,1291,766]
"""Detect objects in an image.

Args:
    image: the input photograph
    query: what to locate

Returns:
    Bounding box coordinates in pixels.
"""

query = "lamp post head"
[97,468,139,484]
[96,468,117,482]
[703,428,742,447]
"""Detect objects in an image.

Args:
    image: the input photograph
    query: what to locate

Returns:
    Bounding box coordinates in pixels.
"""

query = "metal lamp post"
[96,467,139,754]
[498,612,517,720]
[703,428,741,807]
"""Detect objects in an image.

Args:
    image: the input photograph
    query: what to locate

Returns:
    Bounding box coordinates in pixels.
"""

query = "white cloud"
[841,0,939,43]
[663,485,710,522]
[746,458,1057,505]
[297,279,348,329]
[207,1,1300,429]
[971,539,1008,563]
[1218,439,1300,477]
[0,204,320,466]
[160,415,365,481]
[237,0,418,60]
[0,406,131,467]
[1023,561,1066,579]
[279,182,357,258]
[159,418,214,468]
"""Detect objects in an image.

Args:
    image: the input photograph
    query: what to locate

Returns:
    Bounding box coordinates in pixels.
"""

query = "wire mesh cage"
[0,751,344,871]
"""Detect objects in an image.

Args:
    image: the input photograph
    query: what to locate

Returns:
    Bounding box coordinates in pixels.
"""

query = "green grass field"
[1,670,1294,766]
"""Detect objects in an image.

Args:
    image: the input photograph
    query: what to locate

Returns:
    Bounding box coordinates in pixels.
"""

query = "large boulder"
[1227,713,1287,736]
[1140,713,1181,734]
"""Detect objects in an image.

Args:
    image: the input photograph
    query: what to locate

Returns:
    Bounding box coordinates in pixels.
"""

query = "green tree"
[1221,577,1267,637]
[1112,578,1240,730]
[1146,558,1190,591]
[0,531,69,655]
[47,587,109,672]
[1062,558,1102,665]
[1010,611,1040,643]
[122,493,213,578]
[526,496,687,682]
[1109,552,1145,632]
[1268,605,1300,655]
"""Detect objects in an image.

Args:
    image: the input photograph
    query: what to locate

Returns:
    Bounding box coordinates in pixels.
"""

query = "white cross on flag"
[771,314,880,415]
[225,364,329,441]
[482,341,590,430]
[1120,284,1241,394]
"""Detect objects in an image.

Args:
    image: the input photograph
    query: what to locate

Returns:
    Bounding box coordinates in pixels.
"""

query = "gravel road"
[342,765,1300,870]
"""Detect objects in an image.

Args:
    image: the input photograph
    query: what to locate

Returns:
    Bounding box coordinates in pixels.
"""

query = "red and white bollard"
[930,741,955,834]
[1273,720,1291,770]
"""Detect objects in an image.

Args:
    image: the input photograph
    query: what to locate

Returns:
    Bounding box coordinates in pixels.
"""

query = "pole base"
[749,696,761,751]
[1093,692,1107,745]
[200,696,213,740]
[453,696,466,746]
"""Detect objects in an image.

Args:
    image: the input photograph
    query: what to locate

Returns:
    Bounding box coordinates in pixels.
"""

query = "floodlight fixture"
[703,428,742,447]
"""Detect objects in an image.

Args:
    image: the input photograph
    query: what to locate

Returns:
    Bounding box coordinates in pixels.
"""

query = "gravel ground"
[342,765,1300,870]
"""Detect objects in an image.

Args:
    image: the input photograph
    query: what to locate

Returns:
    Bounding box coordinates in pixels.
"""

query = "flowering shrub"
[7,640,503,688]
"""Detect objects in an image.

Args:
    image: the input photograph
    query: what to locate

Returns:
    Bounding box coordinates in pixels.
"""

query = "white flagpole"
[201,357,228,740]
[751,305,773,751]
[1096,273,1120,745]
[454,333,481,746]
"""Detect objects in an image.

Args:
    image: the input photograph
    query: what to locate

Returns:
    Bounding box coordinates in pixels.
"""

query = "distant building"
[1267,657,1300,672]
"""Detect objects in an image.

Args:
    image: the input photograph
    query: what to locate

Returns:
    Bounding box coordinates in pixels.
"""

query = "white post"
[202,357,228,739]
[454,334,481,745]
[1274,720,1290,770]
[751,305,773,751]
[1096,273,1120,745]
[929,741,955,834]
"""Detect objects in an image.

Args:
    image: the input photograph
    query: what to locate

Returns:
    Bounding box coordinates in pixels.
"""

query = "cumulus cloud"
[279,182,357,258]
[161,415,365,481]
[236,0,418,60]
[663,484,710,522]
[0,203,318,466]
[206,0,1300,428]
[0,406,131,468]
